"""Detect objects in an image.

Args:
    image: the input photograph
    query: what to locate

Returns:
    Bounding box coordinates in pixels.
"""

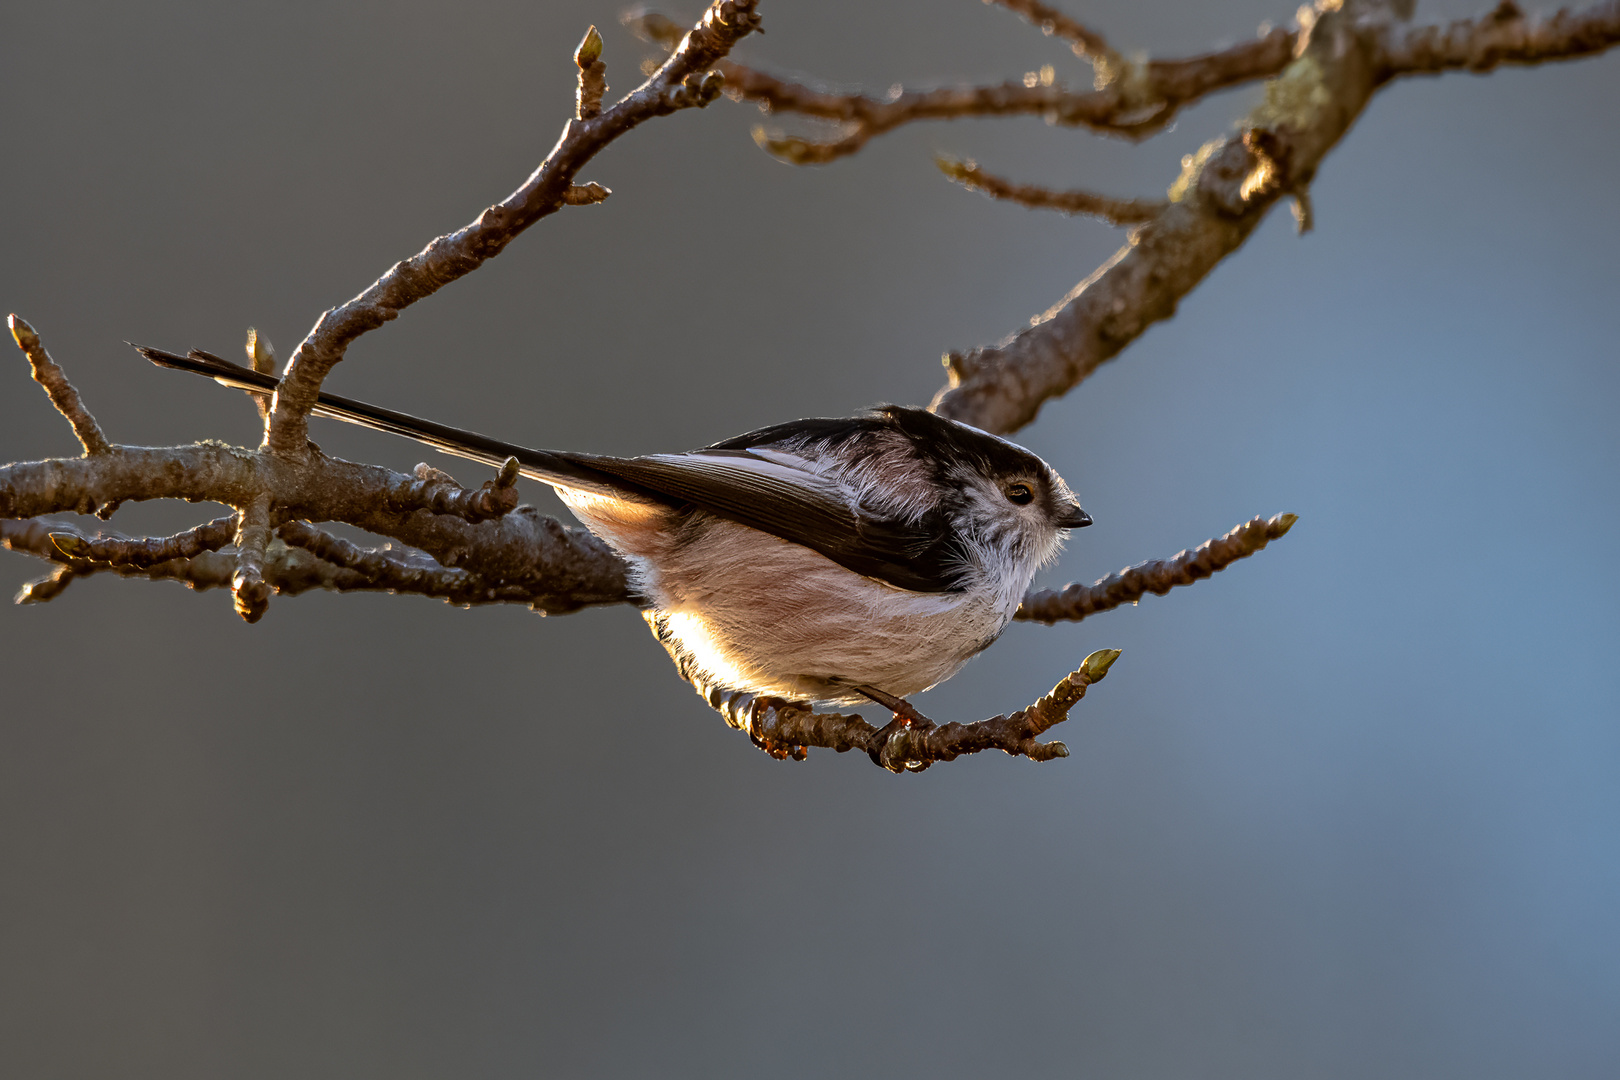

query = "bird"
[133,345,1091,715]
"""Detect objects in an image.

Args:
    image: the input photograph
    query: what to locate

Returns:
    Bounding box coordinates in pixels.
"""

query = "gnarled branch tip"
[8,313,38,351]
[15,565,75,605]
[564,182,613,205]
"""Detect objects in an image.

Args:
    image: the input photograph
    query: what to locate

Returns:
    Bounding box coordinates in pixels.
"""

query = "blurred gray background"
[2,1,1617,1077]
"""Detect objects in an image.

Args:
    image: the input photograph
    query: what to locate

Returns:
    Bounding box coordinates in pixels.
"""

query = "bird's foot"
[856,686,937,772]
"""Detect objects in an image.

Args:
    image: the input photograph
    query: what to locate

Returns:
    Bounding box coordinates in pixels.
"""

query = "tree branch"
[710,26,1298,164]
[275,521,545,604]
[264,0,759,457]
[989,0,1119,65]
[1374,0,1620,77]
[1018,514,1297,624]
[8,314,113,457]
[0,3,757,620]
[2,515,603,608]
[43,514,238,568]
[15,564,77,604]
[232,495,272,622]
[391,459,522,524]
[687,645,1123,771]
[928,0,1620,434]
[936,156,1166,224]
[0,441,632,612]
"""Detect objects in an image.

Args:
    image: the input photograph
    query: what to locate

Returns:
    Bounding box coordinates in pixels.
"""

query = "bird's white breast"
[561,491,1015,705]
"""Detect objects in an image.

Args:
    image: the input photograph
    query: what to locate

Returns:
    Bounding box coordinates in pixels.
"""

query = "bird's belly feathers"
[562,495,1010,705]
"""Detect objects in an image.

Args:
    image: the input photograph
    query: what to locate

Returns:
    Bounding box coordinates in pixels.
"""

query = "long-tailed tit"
[135,346,1091,712]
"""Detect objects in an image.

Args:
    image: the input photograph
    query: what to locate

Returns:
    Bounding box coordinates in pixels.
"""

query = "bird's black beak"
[1056,504,1093,529]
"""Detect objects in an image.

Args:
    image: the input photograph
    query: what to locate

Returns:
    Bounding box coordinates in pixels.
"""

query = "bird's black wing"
[578,450,965,593]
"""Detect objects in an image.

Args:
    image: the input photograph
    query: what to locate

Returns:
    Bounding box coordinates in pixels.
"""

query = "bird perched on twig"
[134,345,1091,719]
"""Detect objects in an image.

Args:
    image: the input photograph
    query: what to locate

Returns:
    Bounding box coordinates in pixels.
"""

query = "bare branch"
[725,26,1297,165]
[929,0,1620,435]
[564,182,613,205]
[44,514,237,568]
[2,513,619,610]
[1374,0,1620,76]
[15,564,77,605]
[689,646,1122,770]
[265,0,761,457]
[389,459,521,524]
[0,447,632,611]
[1018,514,1297,625]
[277,520,525,604]
[232,496,272,622]
[3,517,375,599]
[8,315,113,457]
[936,156,1166,224]
[990,0,1119,65]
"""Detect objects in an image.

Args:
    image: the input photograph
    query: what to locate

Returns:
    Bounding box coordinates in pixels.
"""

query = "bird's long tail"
[130,344,627,495]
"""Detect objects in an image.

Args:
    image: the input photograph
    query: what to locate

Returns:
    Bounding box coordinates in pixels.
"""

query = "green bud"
[48,532,92,560]
[1080,648,1122,682]
[245,327,275,374]
[575,25,603,68]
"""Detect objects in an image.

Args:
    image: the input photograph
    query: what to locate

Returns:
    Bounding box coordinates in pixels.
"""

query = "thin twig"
[990,0,1118,63]
[689,648,1123,770]
[15,564,77,604]
[0,447,631,610]
[1374,0,1620,76]
[265,0,761,458]
[384,459,522,523]
[720,25,1297,164]
[232,496,272,622]
[1,517,556,606]
[564,182,613,205]
[7,315,113,457]
[937,157,1166,224]
[1017,514,1297,624]
[930,0,1620,434]
[44,515,238,568]
[278,520,507,603]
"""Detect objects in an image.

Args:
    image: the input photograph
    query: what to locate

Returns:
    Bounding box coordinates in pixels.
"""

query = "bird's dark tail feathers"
[129,344,629,496]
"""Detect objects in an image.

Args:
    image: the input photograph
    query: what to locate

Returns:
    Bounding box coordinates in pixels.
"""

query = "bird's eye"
[1004,483,1033,505]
